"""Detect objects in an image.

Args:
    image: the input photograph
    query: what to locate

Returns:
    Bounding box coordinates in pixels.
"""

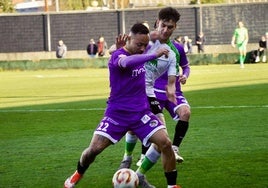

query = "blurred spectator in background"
[174,35,182,45]
[87,38,98,58]
[196,32,206,53]
[255,35,267,62]
[56,40,67,58]
[183,36,192,54]
[97,36,108,57]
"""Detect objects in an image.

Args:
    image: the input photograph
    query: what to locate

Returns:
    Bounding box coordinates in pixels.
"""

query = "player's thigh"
[89,134,113,153]
[238,44,246,53]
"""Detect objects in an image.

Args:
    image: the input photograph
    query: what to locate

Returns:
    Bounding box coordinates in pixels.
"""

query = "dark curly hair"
[158,7,181,23]
[130,23,150,35]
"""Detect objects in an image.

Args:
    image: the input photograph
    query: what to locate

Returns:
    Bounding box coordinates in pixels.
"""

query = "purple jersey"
[106,48,149,113]
[94,47,166,145]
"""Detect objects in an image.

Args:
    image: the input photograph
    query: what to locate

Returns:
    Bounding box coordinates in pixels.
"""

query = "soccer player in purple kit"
[64,23,180,188]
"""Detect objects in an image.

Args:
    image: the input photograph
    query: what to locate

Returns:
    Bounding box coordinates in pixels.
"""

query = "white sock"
[145,145,160,163]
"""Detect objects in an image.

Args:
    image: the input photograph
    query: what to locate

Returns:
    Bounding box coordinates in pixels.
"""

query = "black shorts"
[147,97,162,115]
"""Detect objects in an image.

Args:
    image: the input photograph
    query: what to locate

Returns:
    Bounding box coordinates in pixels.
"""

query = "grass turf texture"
[1,64,267,188]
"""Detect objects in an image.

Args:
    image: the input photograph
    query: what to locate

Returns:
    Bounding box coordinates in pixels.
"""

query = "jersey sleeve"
[167,50,179,76]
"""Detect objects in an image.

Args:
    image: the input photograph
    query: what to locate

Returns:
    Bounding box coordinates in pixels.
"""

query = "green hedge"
[0,58,108,71]
[188,53,238,65]
[0,53,261,71]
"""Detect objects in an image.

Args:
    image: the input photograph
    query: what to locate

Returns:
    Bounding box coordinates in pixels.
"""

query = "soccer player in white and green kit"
[231,21,249,68]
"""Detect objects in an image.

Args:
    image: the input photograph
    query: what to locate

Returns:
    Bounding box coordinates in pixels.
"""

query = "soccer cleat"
[118,157,132,169]
[138,174,156,188]
[64,170,83,188]
[169,185,182,188]
[172,145,184,163]
[136,154,145,167]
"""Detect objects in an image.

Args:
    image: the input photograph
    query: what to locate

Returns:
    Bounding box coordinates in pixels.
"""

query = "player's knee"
[178,107,191,121]
[182,109,191,119]
[158,138,172,153]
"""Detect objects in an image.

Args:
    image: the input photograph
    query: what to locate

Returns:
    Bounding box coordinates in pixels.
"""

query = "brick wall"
[0,3,267,53]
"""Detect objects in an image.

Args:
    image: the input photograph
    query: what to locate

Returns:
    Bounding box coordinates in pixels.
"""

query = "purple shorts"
[155,91,190,120]
[94,110,165,147]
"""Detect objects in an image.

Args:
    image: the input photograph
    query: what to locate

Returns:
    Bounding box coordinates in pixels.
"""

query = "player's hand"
[231,42,235,48]
[116,34,128,49]
[179,75,187,85]
[155,47,169,58]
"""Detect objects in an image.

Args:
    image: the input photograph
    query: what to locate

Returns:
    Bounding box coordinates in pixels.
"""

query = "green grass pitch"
[0,64,268,187]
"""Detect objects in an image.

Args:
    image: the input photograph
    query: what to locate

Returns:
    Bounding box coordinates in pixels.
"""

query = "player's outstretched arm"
[119,47,169,68]
[166,75,177,104]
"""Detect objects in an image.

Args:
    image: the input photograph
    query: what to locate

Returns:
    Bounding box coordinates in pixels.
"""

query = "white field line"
[0,105,267,113]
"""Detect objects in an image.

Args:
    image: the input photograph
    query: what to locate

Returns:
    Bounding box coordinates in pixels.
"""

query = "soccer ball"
[112,168,139,188]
